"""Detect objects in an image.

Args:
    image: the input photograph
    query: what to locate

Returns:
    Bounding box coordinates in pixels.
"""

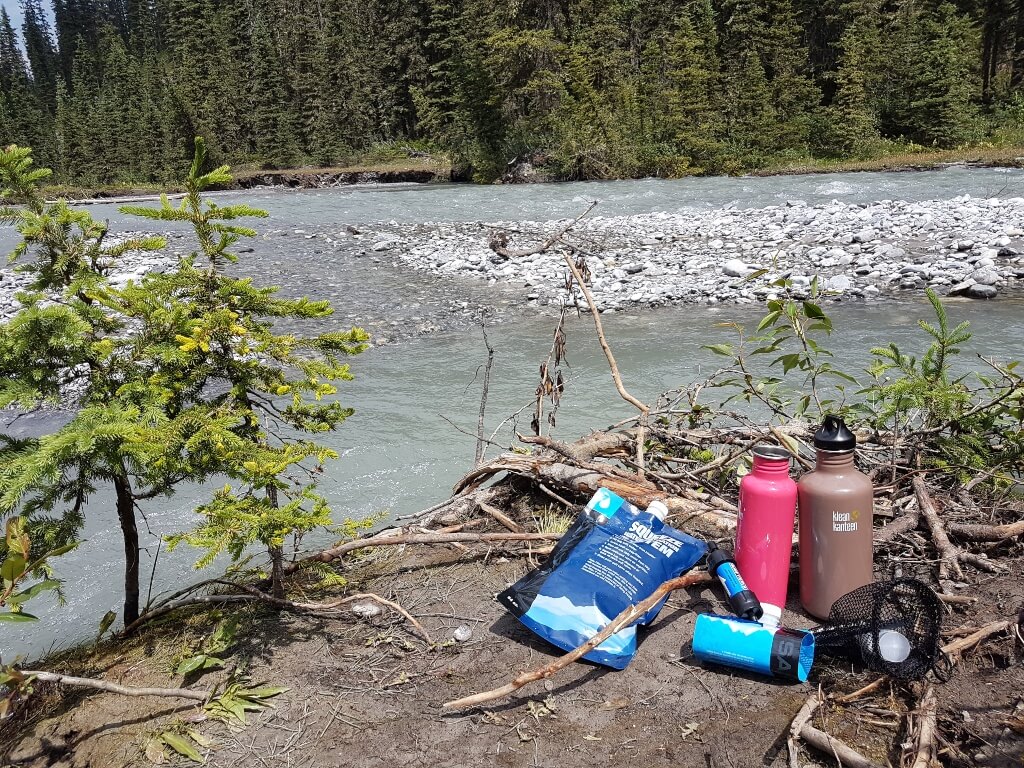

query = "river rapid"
[3,168,1024,659]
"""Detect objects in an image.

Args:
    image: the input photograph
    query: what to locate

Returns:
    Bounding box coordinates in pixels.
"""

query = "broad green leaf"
[176,655,209,677]
[8,579,61,605]
[0,611,38,623]
[160,733,204,763]
[703,344,734,357]
[1,556,27,586]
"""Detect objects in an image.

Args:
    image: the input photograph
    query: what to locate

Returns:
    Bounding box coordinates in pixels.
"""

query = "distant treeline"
[2,0,1024,184]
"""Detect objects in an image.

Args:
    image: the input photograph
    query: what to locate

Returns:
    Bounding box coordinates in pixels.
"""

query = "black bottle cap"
[814,414,856,451]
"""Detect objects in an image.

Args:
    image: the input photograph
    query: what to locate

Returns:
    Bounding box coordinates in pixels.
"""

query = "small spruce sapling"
[124,138,370,598]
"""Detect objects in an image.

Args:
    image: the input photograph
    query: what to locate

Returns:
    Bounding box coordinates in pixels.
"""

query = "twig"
[478,501,522,533]
[475,326,495,466]
[913,476,964,590]
[909,683,939,768]
[941,619,1013,658]
[441,571,711,710]
[833,677,887,705]
[21,671,208,701]
[311,531,562,563]
[788,693,820,768]
[800,723,885,768]
[560,243,649,417]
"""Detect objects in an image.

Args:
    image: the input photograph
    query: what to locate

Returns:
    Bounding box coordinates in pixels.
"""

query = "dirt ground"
[2,535,1022,768]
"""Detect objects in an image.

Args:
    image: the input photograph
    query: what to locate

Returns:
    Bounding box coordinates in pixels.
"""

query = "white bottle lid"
[760,603,783,627]
[647,500,669,521]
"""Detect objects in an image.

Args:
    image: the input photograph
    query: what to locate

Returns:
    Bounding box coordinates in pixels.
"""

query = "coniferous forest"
[2,0,1024,185]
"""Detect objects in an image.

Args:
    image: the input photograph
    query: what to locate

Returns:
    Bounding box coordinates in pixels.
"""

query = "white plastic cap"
[760,603,783,627]
[647,500,669,521]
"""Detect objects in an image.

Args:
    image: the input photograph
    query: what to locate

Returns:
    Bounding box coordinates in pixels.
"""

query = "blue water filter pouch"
[498,490,707,669]
[692,614,815,682]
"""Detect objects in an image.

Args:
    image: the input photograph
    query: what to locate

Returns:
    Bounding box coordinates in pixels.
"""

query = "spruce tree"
[20,0,60,107]
[122,139,369,597]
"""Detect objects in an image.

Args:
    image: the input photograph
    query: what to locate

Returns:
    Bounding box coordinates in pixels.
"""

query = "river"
[3,167,1024,659]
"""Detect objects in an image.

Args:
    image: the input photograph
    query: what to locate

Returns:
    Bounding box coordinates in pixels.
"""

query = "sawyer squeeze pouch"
[498,489,707,669]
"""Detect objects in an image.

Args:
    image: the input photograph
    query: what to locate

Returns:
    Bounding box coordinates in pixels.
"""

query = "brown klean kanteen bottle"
[798,415,874,619]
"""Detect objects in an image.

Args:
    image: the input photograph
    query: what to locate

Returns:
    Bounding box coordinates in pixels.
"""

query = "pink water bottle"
[734,445,798,626]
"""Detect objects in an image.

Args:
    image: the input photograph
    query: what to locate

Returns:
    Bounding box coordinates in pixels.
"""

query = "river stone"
[825,274,853,292]
[965,283,998,299]
[947,279,975,296]
[971,267,1000,285]
[722,258,752,277]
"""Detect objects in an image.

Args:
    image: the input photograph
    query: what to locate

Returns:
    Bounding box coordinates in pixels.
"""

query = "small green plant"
[203,680,288,726]
[1,516,73,624]
[175,617,239,678]
[703,277,856,421]
[533,506,572,535]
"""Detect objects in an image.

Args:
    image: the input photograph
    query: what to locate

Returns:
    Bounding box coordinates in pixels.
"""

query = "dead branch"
[489,201,597,259]
[21,671,208,701]
[800,722,885,768]
[874,498,920,543]
[788,693,820,768]
[833,677,887,705]
[477,501,522,532]
[909,683,939,768]
[913,476,964,591]
[441,571,712,710]
[947,519,1024,541]
[453,453,737,533]
[941,620,1014,658]
[310,530,562,564]
[475,326,495,467]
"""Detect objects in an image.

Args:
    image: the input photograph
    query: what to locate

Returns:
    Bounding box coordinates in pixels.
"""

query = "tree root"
[441,571,711,711]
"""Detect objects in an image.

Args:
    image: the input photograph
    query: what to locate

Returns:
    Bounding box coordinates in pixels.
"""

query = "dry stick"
[312,531,563,564]
[912,476,964,590]
[557,226,650,474]
[21,671,208,702]
[833,677,887,705]
[477,501,523,533]
[874,498,920,543]
[947,519,1024,541]
[788,694,820,768]
[489,202,598,259]
[441,571,711,711]
[909,684,939,768]
[475,326,495,467]
[941,619,1013,658]
[799,724,885,768]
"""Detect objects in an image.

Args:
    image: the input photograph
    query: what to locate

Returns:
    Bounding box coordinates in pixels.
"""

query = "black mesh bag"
[811,578,944,681]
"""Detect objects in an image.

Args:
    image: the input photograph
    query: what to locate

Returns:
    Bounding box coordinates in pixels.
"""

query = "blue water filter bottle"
[692,614,815,682]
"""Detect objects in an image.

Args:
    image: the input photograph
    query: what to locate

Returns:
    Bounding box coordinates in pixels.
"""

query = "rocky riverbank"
[0,235,175,322]
[352,194,1024,310]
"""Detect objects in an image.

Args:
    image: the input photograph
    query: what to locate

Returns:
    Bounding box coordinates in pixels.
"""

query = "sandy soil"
[2,531,1022,768]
